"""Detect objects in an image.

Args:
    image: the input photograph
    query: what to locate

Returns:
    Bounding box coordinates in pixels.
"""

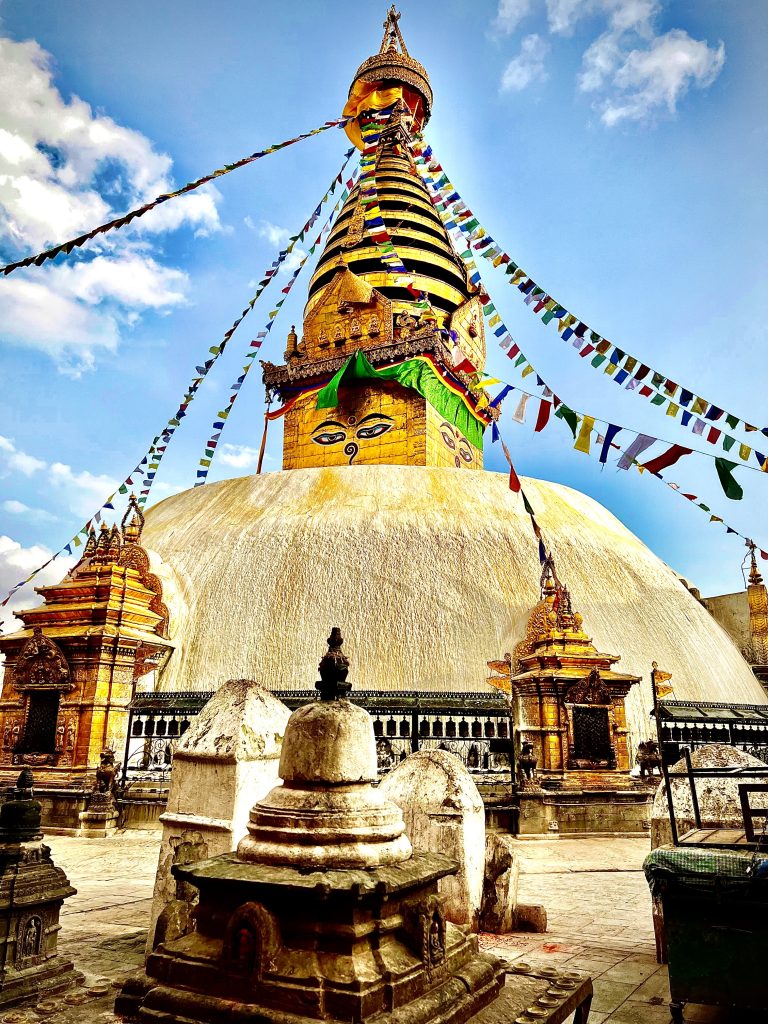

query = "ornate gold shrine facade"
[0,499,172,830]
[487,558,652,835]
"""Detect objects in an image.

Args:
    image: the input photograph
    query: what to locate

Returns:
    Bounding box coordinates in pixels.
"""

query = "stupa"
[116,628,507,1024]
[138,7,765,770]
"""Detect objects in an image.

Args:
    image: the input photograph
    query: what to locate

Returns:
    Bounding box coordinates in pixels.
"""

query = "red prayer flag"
[535,400,551,433]
[707,427,721,444]
[642,444,693,475]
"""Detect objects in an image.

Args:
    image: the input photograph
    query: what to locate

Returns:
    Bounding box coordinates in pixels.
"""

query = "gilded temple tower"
[262,8,491,470]
[0,497,173,828]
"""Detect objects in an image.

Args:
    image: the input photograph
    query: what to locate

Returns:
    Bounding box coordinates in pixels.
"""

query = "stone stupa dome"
[143,464,766,749]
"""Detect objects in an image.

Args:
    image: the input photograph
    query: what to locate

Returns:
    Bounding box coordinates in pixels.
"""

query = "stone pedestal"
[77,791,119,838]
[380,749,485,930]
[0,770,83,1009]
[146,679,290,954]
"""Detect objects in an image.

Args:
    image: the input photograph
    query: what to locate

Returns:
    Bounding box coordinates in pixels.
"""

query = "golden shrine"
[0,497,172,831]
[262,9,490,473]
[487,556,648,834]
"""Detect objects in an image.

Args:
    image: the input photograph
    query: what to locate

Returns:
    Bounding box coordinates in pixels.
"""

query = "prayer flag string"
[194,163,360,485]
[410,137,767,467]
[1,148,358,611]
[0,117,350,277]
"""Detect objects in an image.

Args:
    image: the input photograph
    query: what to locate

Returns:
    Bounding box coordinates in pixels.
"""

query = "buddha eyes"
[313,431,346,446]
[440,430,456,450]
[357,422,392,439]
[311,417,393,447]
[459,447,473,463]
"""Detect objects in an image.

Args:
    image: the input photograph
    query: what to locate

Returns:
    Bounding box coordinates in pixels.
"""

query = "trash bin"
[644,846,768,1021]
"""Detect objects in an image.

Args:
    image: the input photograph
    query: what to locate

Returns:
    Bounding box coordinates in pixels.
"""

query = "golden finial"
[121,492,145,543]
[747,540,763,587]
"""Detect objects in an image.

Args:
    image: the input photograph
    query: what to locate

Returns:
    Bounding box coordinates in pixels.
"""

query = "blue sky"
[0,0,766,627]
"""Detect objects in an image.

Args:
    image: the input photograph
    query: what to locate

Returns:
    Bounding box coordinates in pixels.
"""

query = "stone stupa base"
[116,851,504,1024]
[0,954,85,1011]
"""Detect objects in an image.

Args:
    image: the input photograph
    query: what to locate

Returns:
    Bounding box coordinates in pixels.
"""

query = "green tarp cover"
[644,845,768,897]
[316,350,485,450]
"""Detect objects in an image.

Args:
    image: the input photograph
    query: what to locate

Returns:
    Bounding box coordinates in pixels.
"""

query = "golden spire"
[748,540,763,587]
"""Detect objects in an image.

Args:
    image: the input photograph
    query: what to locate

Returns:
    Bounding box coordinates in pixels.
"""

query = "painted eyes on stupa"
[439,422,473,465]
[356,422,392,440]
[311,414,394,448]
[313,430,347,446]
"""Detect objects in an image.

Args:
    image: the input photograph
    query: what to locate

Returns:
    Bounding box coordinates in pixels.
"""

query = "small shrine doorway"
[21,692,61,754]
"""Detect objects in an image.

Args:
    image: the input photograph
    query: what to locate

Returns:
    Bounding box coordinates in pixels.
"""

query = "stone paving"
[0,831,747,1023]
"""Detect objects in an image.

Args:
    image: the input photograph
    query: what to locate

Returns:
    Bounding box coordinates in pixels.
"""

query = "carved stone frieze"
[13,628,72,693]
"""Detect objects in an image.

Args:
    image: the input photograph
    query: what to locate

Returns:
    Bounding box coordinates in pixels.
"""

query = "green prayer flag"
[591,354,607,368]
[714,458,743,501]
[650,393,666,407]
[722,435,736,452]
[555,404,579,439]
[726,414,739,430]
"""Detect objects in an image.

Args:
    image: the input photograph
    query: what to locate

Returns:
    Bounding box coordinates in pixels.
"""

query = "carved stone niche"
[223,902,281,985]
[562,669,617,770]
[11,629,75,766]
[402,893,446,981]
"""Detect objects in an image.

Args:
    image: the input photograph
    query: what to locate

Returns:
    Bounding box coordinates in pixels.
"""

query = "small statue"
[468,312,478,338]
[397,311,417,339]
[65,721,75,751]
[55,724,65,751]
[318,329,329,348]
[428,915,444,964]
[333,324,344,345]
[350,316,362,339]
[368,313,380,336]
[636,739,662,780]
[518,742,538,787]
[21,917,41,958]
[94,749,119,794]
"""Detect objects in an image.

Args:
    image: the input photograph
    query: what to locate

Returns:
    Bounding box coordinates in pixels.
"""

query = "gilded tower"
[262,8,491,471]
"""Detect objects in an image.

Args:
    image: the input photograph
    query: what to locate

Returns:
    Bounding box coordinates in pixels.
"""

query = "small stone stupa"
[117,628,505,1024]
[0,769,83,1008]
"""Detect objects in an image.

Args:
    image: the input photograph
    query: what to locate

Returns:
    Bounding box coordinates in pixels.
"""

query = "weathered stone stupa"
[117,629,506,1024]
[0,769,83,1008]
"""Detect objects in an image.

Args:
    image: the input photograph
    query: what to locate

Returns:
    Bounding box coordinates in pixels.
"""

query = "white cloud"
[500,35,550,92]
[0,534,75,637]
[2,499,57,522]
[545,0,594,35]
[502,1,726,126]
[0,435,46,476]
[248,219,306,273]
[492,0,533,36]
[217,443,262,469]
[0,435,116,517]
[48,462,119,518]
[0,35,222,371]
[597,30,725,126]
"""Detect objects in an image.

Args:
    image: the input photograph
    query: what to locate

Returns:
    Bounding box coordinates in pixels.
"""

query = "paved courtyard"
[0,831,744,1023]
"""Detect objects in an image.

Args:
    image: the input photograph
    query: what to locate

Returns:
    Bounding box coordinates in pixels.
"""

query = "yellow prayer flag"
[488,313,501,327]
[477,378,502,388]
[667,403,679,417]
[604,363,617,376]
[692,397,707,414]
[574,415,595,454]
[655,681,674,699]
[520,364,534,378]
[740,443,751,461]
